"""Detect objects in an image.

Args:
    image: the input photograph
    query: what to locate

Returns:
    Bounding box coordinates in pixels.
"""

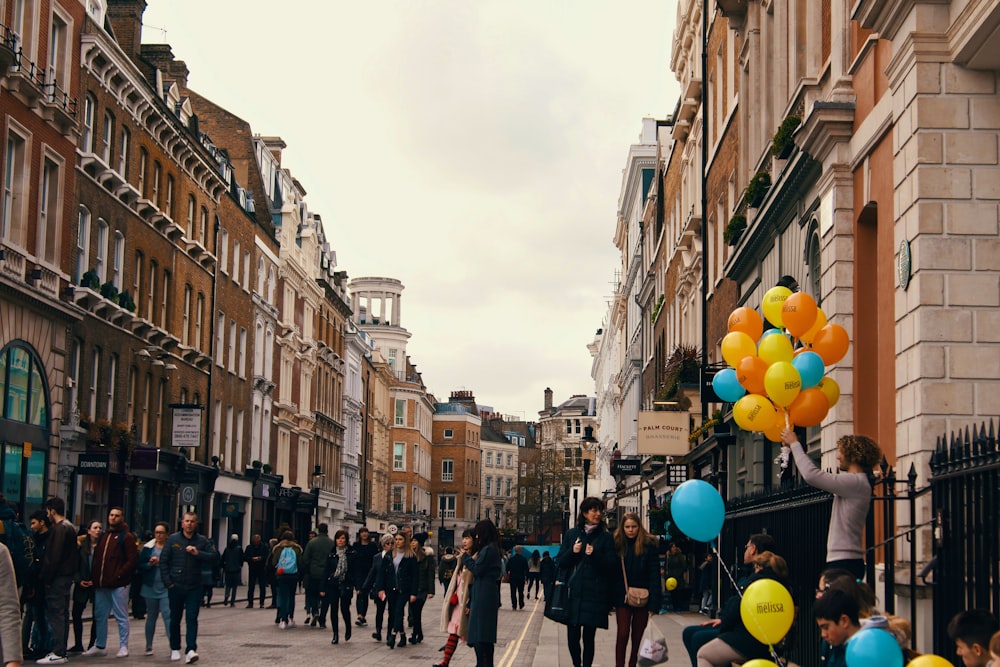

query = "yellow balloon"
[762,286,792,328]
[818,377,840,408]
[733,394,777,433]
[799,308,827,343]
[763,361,802,407]
[758,332,794,365]
[743,661,780,667]
[906,656,954,667]
[665,577,678,591]
[740,578,794,645]
[721,331,757,368]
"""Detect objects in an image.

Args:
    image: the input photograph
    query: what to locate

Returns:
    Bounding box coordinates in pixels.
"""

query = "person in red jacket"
[84,507,138,658]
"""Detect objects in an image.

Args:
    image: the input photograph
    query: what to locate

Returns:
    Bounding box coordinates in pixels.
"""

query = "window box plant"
[118,289,136,312]
[743,171,771,208]
[100,281,119,304]
[724,214,747,246]
[80,270,100,290]
[771,114,801,159]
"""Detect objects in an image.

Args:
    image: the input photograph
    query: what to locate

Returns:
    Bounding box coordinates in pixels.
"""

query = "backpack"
[0,518,33,588]
[276,546,297,575]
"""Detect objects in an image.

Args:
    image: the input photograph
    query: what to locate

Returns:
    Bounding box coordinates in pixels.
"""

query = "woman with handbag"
[375,533,418,649]
[436,529,474,667]
[613,513,662,667]
[556,497,618,667]
[462,519,502,667]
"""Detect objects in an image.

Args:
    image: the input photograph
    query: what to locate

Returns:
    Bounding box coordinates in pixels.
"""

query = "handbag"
[621,557,650,608]
[637,621,668,666]
[543,567,573,625]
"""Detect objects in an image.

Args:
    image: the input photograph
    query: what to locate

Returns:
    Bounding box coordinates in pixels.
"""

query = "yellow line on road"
[498,598,540,667]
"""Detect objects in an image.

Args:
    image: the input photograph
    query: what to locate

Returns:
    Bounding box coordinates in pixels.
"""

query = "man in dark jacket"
[352,528,377,627]
[506,545,529,610]
[85,507,138,658]
[37,497,79,665]
[160,512,217,664]
[300,523,334,625]
[243,534,268,608]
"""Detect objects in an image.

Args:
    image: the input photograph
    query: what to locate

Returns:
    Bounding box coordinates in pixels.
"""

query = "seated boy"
[814,589,861,667]
[948,610,999,667]
[989,629,1000,665]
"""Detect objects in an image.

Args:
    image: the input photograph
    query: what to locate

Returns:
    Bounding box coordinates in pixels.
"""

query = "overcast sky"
[141,1,680,419]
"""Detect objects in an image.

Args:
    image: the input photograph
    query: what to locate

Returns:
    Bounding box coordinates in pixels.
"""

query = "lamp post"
[311,464,325,529]
[580,425,598,511]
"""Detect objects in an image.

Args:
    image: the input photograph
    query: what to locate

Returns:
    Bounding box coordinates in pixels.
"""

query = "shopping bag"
[637,620,668,666]
[543,568,573,625]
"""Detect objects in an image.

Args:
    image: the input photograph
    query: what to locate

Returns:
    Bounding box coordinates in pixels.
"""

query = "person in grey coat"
[556,497,617,667]
[462,519,502,667]
[0,541,21,667]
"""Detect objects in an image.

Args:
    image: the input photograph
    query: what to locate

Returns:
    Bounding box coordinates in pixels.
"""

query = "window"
[81,96,95,153]
[393,442,405,471]
[219,229,229,273]
[485,451,493,467]
[391,486,404,513]
[444,428,453,439]
[101,112,114,164]
[485,477,492,497]
[199,206,207,243]
[519,487,526,503]
[228,319,236,373]
[117,127,130,177]
[182,286,191,346]
[112,232,123,289]
[132,251,142,315]
[506,453,513,468]
[151,161,160,207]
[394,399,405,426]
[165,175,174,217]
[137,148,147,195]
[520,462,526,478]
[441,459,454,482]
[38,156,60,264]
[106,353,117,419]
[48,10,70,97]
[243,252,250,290]
[186,196,195,238]
[195,294,204,350]
[575,419,581,434]
[388,348,396,371]
[75,206,90,282]
[233,240,241,284]
[439,494,456,519]
[88,347,100,418]
[239,327,247,377]
[95,220,108,281]
[146,261,156,321]
[565,419,572,434]
[505,478,512,496]
[1,128,27,246]
[216,312,225,365]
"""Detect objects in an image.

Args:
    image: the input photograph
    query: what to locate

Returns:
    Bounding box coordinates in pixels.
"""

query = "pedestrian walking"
[138,522,171,656]
[556,497,617,667]
[352,528,377,628]
[268,530,302,629]
[376,532,418,649]
[160,511,218,663]
[436,529,474,667]
[69,520,100,654]
[242,535,268,608]
[320,529,356,642]
[526,550,541,599]
[362,534,393,641]
[409,532,435,645]
[782,429,882,580]
[664,543,687,612]
[301,523,333,625]
[199,540,219,608]
[698,552,718,616]
[36,497,79,665]
[505,546,528,610]
[220,535,243,607]
[0,541,23,667]
[86,507,138,658]
[539,552,555,602]
[463,519,502,667]
[24,511,51,660]
[612,512,662,667]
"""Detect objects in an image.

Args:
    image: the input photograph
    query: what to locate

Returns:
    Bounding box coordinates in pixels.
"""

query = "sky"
[140,1,680,420]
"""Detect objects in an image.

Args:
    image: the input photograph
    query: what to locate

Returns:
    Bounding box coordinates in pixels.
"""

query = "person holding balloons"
[611,513,662,667]
[780,429,882,580]
[555,497,617,667]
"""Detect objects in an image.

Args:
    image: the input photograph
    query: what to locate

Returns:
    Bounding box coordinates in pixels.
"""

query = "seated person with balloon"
[814,588,862,667]
[947,610,999,667]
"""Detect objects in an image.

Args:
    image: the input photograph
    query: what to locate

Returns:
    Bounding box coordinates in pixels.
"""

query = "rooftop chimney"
[544,387,553,411]
[106,0,147,63]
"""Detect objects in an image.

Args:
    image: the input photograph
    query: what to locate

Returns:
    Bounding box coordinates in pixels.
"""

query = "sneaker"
[116,647,129,658]
[83,646,107,657]
[36,654,68,665]
[144,647,154,656]
[185,650,199,664]
[170,650,181,662]
[287,619,296,627]
[279,621,287,629]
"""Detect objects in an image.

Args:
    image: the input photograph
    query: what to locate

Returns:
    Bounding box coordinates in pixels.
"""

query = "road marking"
[498,598,540,667]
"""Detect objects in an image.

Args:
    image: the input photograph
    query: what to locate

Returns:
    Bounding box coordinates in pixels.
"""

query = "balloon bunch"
[712,286,848,440]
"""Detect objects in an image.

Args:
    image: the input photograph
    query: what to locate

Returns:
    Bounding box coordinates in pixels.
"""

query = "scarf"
[334,546,348,581]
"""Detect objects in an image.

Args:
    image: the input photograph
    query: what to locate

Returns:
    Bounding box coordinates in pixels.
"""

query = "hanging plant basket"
[743,171,771,208]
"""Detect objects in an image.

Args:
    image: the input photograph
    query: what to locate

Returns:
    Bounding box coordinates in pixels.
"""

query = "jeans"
[93,586,130,649]
[408,592,426,639]
[372,595,387,633]
[275,574,297,622]
[355,589,369,619]
[167,586,202,652]
[246,568,267,605]
[682,625,721,667]
[143,596,170,649]
[319,584,352,633]
[44,574,73,656]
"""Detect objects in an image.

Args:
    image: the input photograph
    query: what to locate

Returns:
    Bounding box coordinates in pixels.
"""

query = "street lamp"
[580,426,598,505]
[311,464,325,528]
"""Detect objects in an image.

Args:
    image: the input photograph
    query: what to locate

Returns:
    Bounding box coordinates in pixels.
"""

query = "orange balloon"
[764,412,786,442]
[788,388,829,427]
[781,292,818,338]
[736,356,768,395]
[811,324,850,365]
[799,308,827,344]
[728,307,764,341]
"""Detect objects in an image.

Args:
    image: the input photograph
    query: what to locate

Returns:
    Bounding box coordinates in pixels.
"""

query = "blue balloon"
[792,351,825,388]
[670,480,725,542]
[712,368,746,402]
[760,327,783,340]
[845,628,903,667]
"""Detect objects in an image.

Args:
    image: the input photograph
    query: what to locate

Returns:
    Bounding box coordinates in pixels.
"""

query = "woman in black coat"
[555,497,617,667]
[376,533,418,649]
[612,512,662,667]
[462,519,502,667]
[321,529,357,643]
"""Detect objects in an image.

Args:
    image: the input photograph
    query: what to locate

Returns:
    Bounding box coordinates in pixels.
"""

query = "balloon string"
[711,544,788,667]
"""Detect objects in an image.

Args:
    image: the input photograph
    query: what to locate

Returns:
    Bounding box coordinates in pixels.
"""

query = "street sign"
[611,458,642,476]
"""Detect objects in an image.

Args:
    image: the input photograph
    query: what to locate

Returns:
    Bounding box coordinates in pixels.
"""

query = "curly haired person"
[781,430,882,580]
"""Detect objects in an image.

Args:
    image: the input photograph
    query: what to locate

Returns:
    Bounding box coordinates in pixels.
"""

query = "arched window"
[806,220,822,305]
[0,342,50,426]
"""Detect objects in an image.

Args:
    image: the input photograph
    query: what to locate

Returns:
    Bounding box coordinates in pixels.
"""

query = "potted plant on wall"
[743,170,771,208]
[724,214,747,246]
[100,281,119,304]
[771,114,801,160]
[80,270,100,290]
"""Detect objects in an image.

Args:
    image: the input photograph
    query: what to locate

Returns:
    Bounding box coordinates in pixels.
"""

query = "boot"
[344,626,351,641]
[331,630,339,645]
